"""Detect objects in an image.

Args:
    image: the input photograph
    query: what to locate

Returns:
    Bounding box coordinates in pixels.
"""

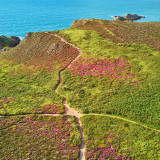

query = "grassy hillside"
[0,19,160,159]
[58,19,160,129]
[71,19,160,52]
[81,115,160,160]
[0,32,79,115]
[0,115,81,159]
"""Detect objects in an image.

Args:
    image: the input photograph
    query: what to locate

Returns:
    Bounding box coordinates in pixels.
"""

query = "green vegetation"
[0,19,160,159]
[0,32,79,115]
[0,35,12,48]
[0,60,64,115]
[0,35,20,49]
[81,115,160,160]
[4,32,79,68]
[0,115,81,159]
[58,26,160,129]
[71,19,160,52]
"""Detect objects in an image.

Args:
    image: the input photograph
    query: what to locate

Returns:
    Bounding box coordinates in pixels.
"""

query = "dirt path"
[53,33,86,160]
[53,34,82,69]
[86,113,160,133]
[52,34,160,160]
[1,112,159,133]
[53,33,83,119]
[1,33,160,160]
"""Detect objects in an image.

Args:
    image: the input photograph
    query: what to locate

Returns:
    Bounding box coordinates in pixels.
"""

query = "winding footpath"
[53,33,86,160]
[0,33,160,160]
[51,33,160,160]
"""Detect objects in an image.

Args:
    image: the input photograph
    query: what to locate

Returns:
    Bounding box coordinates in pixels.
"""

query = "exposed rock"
[0,48,9,53]
[71,19,90,27]
[124,14,145,21]
[112,16,127,21]
[24,32,33,39]
[112,14,145,22]
[47,43,63,54]
[10,36,21,47]
[0,35,20,50]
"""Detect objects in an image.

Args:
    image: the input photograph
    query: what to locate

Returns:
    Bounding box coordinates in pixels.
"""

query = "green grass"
[0,115,81,159]
[58,28,160,129]
[0,35,13,48]
[81,115,160,160]
[0,32,79,115]
[70,19,160,52]
[1,20,160,159]
[0,60,64,115]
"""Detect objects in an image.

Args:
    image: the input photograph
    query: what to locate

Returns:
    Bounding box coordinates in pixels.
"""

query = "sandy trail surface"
[53,33,86,160]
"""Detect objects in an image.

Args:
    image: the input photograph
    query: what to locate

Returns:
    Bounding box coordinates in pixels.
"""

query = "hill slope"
[0,19,160,159]
[0,31,79,115]
[58,19,160,129]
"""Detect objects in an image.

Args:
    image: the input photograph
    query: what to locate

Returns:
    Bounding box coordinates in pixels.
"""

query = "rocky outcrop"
[0,35,20,51]
[71,19,91,27]
[112,14,145,22]
[9,36,21,47]
[112,16,127,21]
[124,14,145,21]
[24,32,33,39]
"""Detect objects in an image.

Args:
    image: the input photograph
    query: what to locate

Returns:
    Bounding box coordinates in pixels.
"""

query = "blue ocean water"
[0,0,160,38]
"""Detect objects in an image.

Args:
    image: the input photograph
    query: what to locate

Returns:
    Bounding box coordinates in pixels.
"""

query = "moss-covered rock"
[0,35,20,50]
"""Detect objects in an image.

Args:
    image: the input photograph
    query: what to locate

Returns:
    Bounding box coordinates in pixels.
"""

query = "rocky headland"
[0,35,20,52]
[112,14,145,22]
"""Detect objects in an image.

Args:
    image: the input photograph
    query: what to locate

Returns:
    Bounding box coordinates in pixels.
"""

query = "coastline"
[1,0,160,37]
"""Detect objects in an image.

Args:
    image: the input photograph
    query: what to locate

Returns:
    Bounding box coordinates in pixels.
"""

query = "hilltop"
[0,19,160,160]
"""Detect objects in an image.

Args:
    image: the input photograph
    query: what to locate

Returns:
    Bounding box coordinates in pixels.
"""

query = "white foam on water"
[18,36,24,41]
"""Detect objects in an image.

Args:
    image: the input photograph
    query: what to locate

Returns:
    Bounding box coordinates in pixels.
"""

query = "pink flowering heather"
[0,115,81,159]
[70,57,140,86]
[1,97,15,102]
[11,65,38,76]
[86,132,132,160]
[41,104,64,114]
[10,64,59,78]
[0,97,15,106]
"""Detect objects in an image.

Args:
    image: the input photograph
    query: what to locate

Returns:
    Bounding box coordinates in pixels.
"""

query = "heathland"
[0,19,160,159]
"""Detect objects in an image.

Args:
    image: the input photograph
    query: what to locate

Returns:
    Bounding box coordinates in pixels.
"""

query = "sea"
[0,0,160,39]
